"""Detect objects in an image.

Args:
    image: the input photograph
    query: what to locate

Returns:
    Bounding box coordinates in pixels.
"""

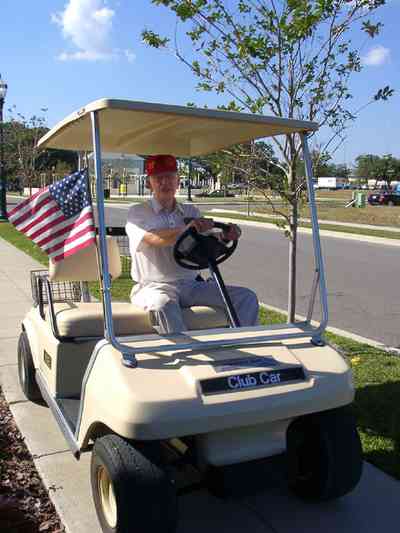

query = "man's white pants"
[131,278,259,334]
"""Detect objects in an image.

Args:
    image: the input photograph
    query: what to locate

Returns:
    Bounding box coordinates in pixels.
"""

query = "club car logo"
[227,372,281,389]
[200,367,305,395]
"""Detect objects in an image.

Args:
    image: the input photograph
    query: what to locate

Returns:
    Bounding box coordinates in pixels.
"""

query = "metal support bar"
[209,262,241,327]
[37,277,45,320]
[113,327,316,356]
[90,111,138,368]
[300,132,329,340]
[45,278,61,339]
[306,269,320,323]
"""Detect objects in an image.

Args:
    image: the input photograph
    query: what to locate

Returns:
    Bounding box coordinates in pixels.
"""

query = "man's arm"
[143,217,215,248]
[142,226,185,247]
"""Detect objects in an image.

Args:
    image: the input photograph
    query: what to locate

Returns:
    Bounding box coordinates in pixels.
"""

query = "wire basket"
[30,270,83,306]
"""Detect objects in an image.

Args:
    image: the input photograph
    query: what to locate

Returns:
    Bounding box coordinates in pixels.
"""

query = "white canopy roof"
[38,98,318,157]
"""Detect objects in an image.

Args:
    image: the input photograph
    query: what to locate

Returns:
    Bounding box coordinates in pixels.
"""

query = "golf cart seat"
[47,236,228,338]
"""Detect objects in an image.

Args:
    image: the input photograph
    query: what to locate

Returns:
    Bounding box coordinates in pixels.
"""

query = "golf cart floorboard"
[55,398,80,434]
[35,371,81,456]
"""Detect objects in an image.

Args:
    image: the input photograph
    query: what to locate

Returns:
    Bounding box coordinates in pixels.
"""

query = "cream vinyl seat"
[48,237,228,338]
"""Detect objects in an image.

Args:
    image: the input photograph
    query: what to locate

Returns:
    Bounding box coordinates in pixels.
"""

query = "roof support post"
[300,132,328,342]
[90,111,138,368]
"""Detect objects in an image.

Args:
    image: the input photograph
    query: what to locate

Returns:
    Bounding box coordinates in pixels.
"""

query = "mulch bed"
[0,386,65,533]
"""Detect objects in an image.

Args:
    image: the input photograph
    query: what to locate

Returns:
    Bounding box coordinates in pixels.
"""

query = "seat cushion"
[46,302,228,337]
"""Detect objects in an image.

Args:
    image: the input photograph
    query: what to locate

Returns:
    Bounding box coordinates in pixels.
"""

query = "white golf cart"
[18,99,362,533]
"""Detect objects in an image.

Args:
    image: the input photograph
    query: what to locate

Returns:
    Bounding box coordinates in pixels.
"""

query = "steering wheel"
[174,221,238,270]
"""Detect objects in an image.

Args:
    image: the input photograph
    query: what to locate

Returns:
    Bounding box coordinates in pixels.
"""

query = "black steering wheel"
[174,221,238,270]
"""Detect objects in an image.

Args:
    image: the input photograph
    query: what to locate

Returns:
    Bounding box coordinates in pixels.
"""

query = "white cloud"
[52,0,134,62]
[124,49,136,63]
[362,45,390,67]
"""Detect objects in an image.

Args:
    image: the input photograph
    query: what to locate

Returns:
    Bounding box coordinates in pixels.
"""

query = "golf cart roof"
[38,98,318,157]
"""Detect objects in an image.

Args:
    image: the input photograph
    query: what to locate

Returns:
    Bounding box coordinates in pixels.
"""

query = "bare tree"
[6,107,48,192]
[143,0,393,320]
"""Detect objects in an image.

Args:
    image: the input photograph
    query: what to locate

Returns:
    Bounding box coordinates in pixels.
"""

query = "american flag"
[8,170,96,263]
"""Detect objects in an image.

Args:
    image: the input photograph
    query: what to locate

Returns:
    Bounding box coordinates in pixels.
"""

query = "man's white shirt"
[125,197,200,284]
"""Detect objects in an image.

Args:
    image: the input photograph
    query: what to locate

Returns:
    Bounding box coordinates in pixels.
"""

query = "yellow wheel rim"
[98,465,117,528]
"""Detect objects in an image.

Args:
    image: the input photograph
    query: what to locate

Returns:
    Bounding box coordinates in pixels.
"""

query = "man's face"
[149,172,179,200]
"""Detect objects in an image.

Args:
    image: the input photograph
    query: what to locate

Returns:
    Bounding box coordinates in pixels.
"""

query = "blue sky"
[1,0,399,167]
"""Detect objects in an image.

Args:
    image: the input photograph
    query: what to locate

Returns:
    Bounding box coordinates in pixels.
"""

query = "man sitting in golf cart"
[125,154,259,334]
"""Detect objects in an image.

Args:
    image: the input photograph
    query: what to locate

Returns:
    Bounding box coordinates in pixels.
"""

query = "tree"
[378,155,400,187]
[354,153,381,181]
[296,148,350,178]
[332,163,350,179]
[5,107,48,190]
[355,153,400,187]
[194,140,278,187]
[36,149,78,178]
[4,108,78,191]
[143,0,393,322]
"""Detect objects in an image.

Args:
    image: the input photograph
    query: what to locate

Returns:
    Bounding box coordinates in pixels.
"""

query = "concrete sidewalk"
[1,236,399,533]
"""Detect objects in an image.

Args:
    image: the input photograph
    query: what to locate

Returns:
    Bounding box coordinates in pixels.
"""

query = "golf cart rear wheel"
[287,406,363,501]
[91,435,178,533]
[17,331,42,402]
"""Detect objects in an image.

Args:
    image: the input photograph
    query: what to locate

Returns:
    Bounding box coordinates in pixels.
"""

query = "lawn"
[245,190,400,227]
[208,210,400,241]
[310,204,400,227]
[1,222,400,480]
[252,202,400,228]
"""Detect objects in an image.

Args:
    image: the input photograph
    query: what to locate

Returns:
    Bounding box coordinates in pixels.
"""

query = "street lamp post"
[0,74,8,222]
[187,159,193,202]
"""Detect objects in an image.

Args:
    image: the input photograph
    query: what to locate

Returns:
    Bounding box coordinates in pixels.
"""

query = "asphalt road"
[5,196,399,346]
[104,202,400,347]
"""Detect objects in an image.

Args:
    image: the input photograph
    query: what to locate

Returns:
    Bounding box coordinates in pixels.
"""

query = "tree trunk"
[287,148,298,324]
[287,200,297,323]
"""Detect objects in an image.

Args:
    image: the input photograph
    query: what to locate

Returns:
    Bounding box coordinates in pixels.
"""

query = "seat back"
[49,236,122,282]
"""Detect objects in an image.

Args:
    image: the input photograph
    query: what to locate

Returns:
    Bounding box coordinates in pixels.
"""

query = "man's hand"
[188,217,214,233]
[222,223,242,241]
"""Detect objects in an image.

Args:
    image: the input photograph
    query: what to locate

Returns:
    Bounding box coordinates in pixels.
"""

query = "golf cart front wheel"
[91,435,178,533]
[287,406,363,501]
[17,331,42,402]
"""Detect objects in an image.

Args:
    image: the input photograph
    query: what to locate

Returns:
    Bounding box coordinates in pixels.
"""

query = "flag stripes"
[7,171,96,263]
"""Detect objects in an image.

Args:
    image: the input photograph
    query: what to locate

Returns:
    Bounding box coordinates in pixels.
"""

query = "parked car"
[368,189,400,206]
[195,189,235,198]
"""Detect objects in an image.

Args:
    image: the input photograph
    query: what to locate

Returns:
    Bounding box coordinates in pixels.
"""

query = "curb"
[260,302,400,355]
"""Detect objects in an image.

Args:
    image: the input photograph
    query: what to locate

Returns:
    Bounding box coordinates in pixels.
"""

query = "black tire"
[17,331,42,402]
[287,406,363,501]
[91,435,178,533]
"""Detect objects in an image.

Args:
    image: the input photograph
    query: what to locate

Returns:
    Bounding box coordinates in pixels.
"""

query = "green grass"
[325,333,400,479]
[0,223,133,300]
[0,222,49,265]
[259,307,400,480]
[207,211,400,241]
[1,222,400,480]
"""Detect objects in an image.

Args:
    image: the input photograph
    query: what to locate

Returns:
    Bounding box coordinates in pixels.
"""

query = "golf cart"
[18,99,362,533]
